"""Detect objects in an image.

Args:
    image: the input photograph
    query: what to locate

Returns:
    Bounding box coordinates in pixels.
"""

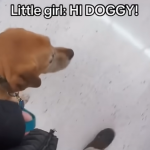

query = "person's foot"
[84,128,115,150]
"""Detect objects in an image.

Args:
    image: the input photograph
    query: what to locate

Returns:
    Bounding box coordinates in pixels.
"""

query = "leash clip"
[8,91,22,101]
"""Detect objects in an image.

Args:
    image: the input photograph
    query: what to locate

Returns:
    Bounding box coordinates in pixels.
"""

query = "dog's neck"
[0,77,17,102]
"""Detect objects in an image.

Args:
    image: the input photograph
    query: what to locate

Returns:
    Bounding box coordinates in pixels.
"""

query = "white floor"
[1,0,150,150]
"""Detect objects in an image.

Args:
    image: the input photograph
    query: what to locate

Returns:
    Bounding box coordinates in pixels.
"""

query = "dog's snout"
[67,49,74,60]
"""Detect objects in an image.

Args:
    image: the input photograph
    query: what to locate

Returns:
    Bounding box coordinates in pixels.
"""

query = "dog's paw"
[20,93,30,105]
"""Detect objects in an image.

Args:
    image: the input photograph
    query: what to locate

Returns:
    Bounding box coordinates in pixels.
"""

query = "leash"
[8,92,36,133]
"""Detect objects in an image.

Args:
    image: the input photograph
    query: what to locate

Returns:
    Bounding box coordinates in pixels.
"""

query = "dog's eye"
[49,59,53,63]
[49,53,55,63]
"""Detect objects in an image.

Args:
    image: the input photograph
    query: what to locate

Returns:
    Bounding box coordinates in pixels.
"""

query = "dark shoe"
[84,128,115,150]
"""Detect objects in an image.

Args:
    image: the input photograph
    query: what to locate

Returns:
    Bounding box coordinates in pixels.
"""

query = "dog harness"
[11,92,36,133]
[0,76,36,133]
[19,99,36,132]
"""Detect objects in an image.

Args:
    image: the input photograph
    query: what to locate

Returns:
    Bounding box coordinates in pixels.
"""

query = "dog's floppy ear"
[6,65,41,93]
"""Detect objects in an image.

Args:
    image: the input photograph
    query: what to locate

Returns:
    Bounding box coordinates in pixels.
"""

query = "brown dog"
[0,28,74,102]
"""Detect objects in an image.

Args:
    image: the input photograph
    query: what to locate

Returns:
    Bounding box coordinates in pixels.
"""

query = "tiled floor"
[1,0,150,150]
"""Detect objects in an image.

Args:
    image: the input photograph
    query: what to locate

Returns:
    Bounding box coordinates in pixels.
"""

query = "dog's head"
[0,28,74,93]
[43,47,74,73]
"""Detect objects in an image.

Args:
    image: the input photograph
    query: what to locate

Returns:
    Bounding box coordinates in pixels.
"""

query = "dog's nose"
[67,49,74,60]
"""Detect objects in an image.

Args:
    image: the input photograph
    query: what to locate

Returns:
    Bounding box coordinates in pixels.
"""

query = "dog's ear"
[6,65,41,93]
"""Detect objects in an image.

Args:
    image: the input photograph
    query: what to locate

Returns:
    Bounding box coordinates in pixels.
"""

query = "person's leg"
[84,128,115,150]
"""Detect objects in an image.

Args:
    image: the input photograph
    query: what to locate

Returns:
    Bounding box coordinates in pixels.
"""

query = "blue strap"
[19,100,36,132]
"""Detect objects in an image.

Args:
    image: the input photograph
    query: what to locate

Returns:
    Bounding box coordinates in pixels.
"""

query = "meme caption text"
[10,4,139,19]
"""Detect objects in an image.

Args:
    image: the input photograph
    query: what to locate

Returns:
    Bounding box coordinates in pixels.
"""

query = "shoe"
[84,128,115,150]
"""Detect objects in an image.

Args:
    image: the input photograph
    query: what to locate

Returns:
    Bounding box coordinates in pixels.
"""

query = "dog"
[0,28,74,103]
